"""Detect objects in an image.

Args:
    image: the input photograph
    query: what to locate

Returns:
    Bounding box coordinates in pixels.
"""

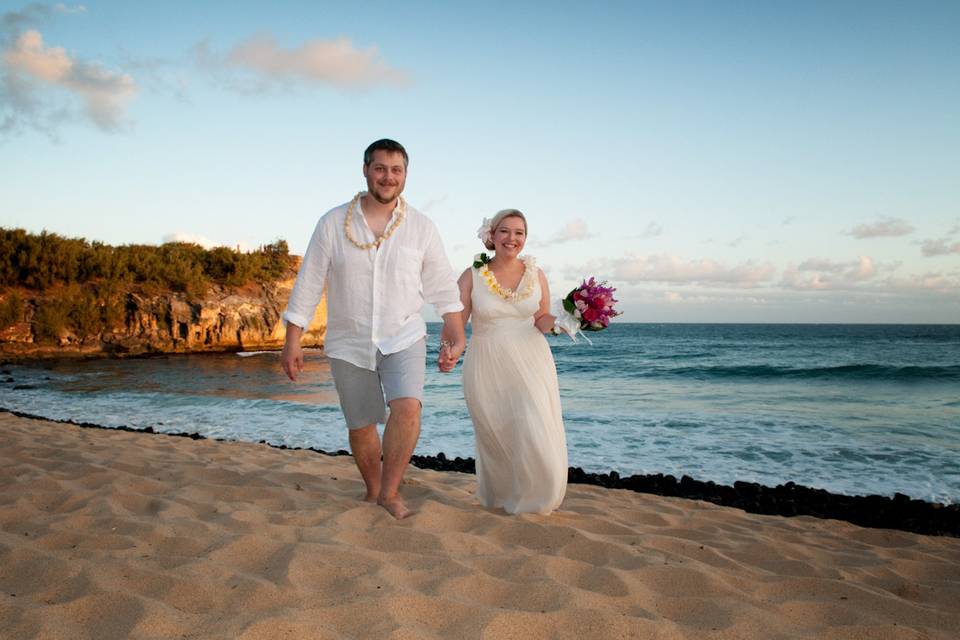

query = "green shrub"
[32,299,68,343]
[95,282,126,329]
[0,291,23,329]
[0,228,292,293]
[68,288,101,338]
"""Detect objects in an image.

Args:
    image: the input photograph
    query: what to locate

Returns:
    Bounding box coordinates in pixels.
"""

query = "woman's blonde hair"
[484,209,528,251]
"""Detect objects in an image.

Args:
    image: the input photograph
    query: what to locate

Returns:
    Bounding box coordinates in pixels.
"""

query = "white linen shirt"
[282,196,463,371]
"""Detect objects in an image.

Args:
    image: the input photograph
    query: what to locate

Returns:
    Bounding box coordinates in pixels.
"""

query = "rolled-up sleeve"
[282,217,331,329]
[420,220,464,316]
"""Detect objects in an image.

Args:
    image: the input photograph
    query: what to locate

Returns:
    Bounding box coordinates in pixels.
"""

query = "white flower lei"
[343,192,406,250]
[476,254,537,302]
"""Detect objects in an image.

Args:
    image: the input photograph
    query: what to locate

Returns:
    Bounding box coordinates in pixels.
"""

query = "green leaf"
[562,298,576,315]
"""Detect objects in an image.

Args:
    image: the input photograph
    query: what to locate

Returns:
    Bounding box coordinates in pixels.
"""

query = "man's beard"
[371,183,401,204]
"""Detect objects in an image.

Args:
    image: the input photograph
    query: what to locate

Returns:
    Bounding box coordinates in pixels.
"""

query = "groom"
[280,139,466,519]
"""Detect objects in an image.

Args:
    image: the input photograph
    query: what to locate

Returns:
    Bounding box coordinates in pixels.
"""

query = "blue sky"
[1,1,958,322]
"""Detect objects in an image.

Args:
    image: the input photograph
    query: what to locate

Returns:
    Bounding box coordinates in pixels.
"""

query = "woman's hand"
[535,313,557,334]
[438,313,466,372]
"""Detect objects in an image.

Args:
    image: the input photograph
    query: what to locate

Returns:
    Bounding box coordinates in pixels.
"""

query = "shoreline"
[4,407,956,538]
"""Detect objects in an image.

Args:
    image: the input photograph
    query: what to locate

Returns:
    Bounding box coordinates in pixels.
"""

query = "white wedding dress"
[463,256,568,514]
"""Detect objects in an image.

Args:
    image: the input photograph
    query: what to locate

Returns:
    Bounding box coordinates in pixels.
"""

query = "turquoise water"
[3,323,958,503]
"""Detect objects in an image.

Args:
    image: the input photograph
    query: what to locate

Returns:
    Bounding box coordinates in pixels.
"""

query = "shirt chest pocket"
[390,247,423,288]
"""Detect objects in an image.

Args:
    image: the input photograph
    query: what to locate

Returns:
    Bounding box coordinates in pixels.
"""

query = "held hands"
[437,338,465,373]
[437,312,467,373]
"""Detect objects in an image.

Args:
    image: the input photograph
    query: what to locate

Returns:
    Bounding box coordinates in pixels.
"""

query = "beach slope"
[1,412,957,639]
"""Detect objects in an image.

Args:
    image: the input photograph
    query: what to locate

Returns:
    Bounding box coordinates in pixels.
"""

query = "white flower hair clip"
[476,217,493,247]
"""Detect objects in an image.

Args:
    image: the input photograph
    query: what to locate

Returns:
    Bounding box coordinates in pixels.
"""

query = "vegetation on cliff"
[1,228,291,293]
[0,228,296,344]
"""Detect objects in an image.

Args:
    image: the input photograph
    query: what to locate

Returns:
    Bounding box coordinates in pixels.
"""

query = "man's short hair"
[364,139,409,167]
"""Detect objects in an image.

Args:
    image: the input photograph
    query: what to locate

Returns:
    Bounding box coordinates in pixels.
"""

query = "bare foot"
[378,495,413,519]
[362,492,378,503]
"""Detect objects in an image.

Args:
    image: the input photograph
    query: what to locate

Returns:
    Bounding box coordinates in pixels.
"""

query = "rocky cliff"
[0,270,326,360]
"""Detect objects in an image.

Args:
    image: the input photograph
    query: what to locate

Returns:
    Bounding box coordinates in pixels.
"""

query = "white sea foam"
[2,324,958,503]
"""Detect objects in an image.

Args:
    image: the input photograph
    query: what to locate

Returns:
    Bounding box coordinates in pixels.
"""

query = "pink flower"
[562,275,621,333]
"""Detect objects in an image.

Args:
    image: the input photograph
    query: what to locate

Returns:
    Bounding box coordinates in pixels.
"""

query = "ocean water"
[2,323,959,504]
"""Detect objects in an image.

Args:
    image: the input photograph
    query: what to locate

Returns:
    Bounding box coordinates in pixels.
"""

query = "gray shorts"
[328,338,426,429]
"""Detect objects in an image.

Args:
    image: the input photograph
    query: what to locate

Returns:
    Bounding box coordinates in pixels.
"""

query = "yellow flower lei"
[344,192,406,250]
[477,255,537,302]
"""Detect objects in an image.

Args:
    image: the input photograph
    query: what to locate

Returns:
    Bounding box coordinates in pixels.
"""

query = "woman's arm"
[533,268,556,333]
[437,268,474,372]
[457,268,473,328]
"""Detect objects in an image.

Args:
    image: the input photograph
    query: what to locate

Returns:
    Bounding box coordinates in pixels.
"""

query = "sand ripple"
[1,412,958,639]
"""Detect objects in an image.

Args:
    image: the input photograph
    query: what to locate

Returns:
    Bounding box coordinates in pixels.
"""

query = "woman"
[457,209,568,514]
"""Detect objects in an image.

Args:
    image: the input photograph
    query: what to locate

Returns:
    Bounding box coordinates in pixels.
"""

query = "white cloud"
[782,216,797,226]
[780,256,960,297]
[728,234,747,248]
[163,232,217,249]
[162,232,258,252]
[892,271,960,291]
[2,5,55,32]
[198,32,410,92]
[5,30,71,80]
[797,256,876,275]
[116,48,190,104]
[418,195,448,214]
[2,29,135,135]
[920,238,960,257]
[782,256,880,290]
[596,253,776,287]
[53,4,87,15]
[640,221,662,238]
[539,218,593,246]
[848,216,915,239]
[612,285,774,311]
[564,250,956,320]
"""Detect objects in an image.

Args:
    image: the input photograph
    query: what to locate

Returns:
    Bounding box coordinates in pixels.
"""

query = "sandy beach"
[1,411,958,639]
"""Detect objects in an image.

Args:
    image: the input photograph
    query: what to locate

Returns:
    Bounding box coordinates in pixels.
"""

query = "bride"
[455,209,568,514]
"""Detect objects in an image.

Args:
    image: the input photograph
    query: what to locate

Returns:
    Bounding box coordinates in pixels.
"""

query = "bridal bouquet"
[552,277,621,342]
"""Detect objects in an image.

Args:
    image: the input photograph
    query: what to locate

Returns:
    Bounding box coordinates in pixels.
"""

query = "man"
[280,139,466,519]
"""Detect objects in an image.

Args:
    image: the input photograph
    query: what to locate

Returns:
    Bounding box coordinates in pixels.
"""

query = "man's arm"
[420,221,466,371]
[282,218,331,331]
[280,216,331,382]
